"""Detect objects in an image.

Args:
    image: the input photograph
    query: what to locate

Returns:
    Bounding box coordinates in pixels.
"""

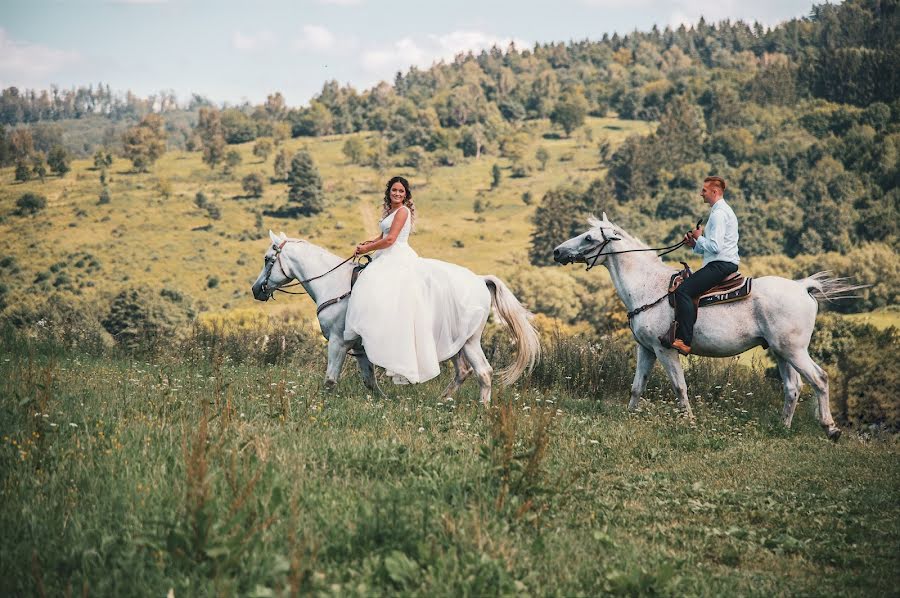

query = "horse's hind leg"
[461,333,493,407]
[773,354,802,428]
[628,345,657,411]
[784,349,841,441]
[353,344,377,391]
[325,334,351,389]
[655,349,694,421]
[441,351,471,400]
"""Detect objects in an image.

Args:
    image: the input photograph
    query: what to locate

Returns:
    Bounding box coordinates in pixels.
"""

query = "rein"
[261,240,361,314]
[582,230,687,271]
[578,220,703,319]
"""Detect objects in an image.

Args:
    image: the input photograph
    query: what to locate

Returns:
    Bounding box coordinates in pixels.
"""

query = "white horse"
[554,214,859,441]
[251,231,541,404]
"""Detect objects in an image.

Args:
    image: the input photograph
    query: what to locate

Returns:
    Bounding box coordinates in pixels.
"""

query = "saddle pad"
[698,277,752,307]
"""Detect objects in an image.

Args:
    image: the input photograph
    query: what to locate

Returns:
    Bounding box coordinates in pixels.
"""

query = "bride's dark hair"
[381,176,416,224]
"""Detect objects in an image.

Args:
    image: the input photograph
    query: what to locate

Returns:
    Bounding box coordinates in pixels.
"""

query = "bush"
[241,173,265,198]
[16,193,47,215]
[2,294,113,354]
[101,287,192,353]
[809,315,900,429]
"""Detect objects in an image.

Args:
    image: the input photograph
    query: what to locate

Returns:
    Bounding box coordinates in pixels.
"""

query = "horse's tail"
[483,275,541,386]
[800,271,869,303]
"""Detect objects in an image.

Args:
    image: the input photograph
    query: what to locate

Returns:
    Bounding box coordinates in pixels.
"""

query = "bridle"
[572,220,702,321]
[260,239,360,315]
[579,228,687,271]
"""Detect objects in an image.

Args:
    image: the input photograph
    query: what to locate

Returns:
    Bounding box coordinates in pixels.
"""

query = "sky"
[1,0,823,107]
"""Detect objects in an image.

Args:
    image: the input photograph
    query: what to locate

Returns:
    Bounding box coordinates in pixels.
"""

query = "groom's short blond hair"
[704,176,726,194]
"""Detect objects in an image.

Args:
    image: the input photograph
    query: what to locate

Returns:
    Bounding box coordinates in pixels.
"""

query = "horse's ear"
[279,231,286,240]
[268,230,279,244]
[602,211,609,222]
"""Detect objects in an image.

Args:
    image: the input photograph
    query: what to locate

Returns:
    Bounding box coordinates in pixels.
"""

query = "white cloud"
[316,0,363,5]
[361,30,529,76]
[0,29,81,87]
[109,0,170,4]
[232,30,278,52]
[293,25,339,52]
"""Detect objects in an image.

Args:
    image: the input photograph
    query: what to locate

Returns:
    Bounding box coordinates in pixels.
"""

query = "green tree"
[491,163,502,189]
[550,92,588,137]
[122,113,166,172]
[273,149,290,181]
[242,173,265,198]
[16,192,47,215]
[529,186,596,266]
[342,136,366,165]
[31,153,47,182]
[93,148,113,170]
[47,145,70,177]
[14,160,30,182]
[535,146,550,171]
[197,108,226,170]
[252,139,273,162]
[287,150,324,216]
[224,149,242,174]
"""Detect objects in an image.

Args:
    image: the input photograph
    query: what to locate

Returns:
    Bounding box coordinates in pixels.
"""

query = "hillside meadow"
[1,112,899,595]
[0,116,654,321]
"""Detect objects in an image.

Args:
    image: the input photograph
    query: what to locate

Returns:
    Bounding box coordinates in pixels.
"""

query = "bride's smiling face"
[390,181,407,207]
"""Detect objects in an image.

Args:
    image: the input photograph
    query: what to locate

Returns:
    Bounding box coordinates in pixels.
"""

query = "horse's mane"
[586,216,650,250]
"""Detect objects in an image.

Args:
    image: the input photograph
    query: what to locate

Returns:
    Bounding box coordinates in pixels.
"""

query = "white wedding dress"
[343,205,490,384]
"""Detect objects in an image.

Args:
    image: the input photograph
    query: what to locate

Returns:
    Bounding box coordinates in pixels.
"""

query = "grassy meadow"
[2,329,899,596]
[1,115,899,595]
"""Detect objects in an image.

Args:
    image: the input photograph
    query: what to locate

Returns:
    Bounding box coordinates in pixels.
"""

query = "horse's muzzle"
[553,247,577,265]
[251,284,270,301]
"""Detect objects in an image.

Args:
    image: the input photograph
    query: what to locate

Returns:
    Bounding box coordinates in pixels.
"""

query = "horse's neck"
[283,242,350,305]
[604,240,674,313]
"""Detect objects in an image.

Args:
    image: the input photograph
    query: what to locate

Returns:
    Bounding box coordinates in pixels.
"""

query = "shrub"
[2,294,113,354]
[241,173,265,198]
[809,315,900,429]
[101,287,192,353]
[16,193,47,215]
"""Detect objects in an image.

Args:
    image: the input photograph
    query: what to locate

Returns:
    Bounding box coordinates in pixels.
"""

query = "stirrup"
[658,321,677,348]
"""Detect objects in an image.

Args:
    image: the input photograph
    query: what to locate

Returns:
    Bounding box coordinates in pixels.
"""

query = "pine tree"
[287,150,324,216]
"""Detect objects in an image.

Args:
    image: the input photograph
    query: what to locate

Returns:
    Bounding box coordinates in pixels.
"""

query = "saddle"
[666,262,752,309]
[659,262,759,349]
[316,255,371,316]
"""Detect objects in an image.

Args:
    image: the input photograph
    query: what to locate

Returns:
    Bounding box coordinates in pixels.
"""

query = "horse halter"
[260,240,296,296]
[581,228,616,271]
[578,227,691,271]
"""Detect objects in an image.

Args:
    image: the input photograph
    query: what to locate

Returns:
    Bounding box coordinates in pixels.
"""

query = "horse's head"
[553,212,622,269]
[251,230,295,301]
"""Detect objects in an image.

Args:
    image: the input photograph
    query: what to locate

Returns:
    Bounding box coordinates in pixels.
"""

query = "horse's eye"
[586,234,594,243]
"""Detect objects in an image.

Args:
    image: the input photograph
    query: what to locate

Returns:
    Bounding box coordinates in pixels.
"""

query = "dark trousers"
[674,260,738,345]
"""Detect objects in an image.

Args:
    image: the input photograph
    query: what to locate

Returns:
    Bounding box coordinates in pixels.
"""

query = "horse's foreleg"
[774,354,802,428]
[784,350,841,441]
[628,344,657,411]
[441,351,471,400]
[325,334,350,389]
[655,350,694,421]
[461,335,493,407]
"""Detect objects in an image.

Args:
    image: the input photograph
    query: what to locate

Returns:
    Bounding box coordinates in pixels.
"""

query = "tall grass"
[1,329,898,595]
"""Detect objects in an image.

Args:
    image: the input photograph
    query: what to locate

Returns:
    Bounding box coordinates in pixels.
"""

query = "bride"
[344,176,490,385]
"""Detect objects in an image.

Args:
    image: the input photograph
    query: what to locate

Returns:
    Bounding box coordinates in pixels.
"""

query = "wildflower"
[745,392,753,396]
[69,423,78,428]
[589,439,600,445]
[418,427,425,433]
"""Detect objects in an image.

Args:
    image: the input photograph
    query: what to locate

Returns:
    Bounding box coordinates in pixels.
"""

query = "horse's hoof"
[324,379,337,390]
[826,427,842,443]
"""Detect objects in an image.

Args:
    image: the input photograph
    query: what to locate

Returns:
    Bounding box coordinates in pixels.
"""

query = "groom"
[664,176,740,355]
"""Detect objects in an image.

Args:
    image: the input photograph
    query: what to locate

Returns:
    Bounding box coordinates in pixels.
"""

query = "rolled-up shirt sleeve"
[693,210,724,255]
